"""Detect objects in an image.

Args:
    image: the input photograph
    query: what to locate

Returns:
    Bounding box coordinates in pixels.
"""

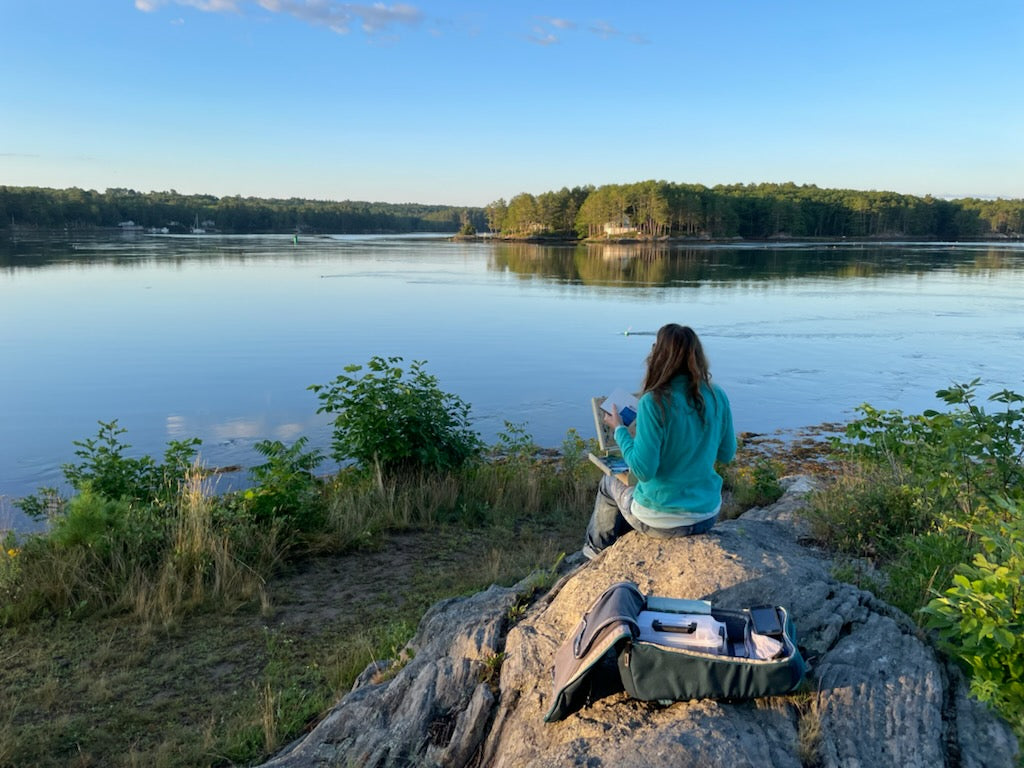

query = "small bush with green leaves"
[17,419,201,517]
[559,427,599,482]
[813,380,1024,744]
[490,421,538,465]
[921,505,1024,733]
[817,380,1024,559]
[310,357,481,477]
[838,380,1024,522]
[62,419,160,502]
[245,437,325,531]
[47,486,132,556]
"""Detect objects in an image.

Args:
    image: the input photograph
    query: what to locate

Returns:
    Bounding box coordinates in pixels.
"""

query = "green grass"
[0,442,603,768]
[0,513,592,768]
[0,425,907,768]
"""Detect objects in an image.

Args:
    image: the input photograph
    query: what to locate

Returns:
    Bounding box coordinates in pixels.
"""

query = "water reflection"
[165,415,309,449]
[489,241,1024,286]
[0,231,450,271]
[6,233,1023,287]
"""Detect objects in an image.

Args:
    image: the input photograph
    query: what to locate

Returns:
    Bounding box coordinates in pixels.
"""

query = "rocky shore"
[256,477,1019,768]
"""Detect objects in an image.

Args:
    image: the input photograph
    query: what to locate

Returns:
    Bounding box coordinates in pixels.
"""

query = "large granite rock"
[259,478,1019,768]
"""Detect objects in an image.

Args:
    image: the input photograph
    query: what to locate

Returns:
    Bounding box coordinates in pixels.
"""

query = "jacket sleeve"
[616,394,662,481]
[716,386,737,464]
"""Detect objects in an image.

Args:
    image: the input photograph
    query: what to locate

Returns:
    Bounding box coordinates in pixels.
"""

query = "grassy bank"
[0,523,583,767]
[0,437,587,767]
[2,372,1020,766]
[0,419,799,768]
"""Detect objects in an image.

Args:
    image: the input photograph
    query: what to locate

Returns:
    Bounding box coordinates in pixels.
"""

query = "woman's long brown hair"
[642,324,712,421]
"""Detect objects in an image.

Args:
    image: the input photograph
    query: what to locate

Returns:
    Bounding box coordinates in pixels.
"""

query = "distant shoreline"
[6,224,1023,245]
[452,232,1024,245]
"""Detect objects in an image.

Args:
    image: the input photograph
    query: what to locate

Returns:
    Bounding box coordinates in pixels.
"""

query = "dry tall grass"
[130,465,280,628]
[317,458,592,551]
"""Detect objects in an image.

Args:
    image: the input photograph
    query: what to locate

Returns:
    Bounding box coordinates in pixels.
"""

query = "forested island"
[3,180,1023,240]
[483,181,1024,240]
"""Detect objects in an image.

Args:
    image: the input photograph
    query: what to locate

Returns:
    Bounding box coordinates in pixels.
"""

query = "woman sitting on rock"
[584,323,736,558]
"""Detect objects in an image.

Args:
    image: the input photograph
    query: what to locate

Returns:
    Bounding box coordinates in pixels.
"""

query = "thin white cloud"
[188,0,242,10]
[528,25,559,46]
[541,16,575,31]
[136,3,642,44]
[588,20,619,39]
[257,0,422,35]
[136,0,242,11]
[136,0,422,36]
[357,2,421,33]
[528,15,645,46]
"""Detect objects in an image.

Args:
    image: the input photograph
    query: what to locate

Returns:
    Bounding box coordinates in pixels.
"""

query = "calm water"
[3,232,1023,531]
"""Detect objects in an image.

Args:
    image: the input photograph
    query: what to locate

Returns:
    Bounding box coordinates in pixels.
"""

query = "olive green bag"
[545,582,806,722]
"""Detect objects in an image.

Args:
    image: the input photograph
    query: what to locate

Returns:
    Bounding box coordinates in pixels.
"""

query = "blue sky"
[2,1,1022,206]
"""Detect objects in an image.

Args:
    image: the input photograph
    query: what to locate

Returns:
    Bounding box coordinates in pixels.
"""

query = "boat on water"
[190,215,206,235]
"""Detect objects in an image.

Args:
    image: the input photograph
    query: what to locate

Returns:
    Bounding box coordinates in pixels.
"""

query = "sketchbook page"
[599,388,639,427]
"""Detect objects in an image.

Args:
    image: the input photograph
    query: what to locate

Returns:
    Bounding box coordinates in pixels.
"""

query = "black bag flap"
[572,581,645,658]
[544,582,645,722]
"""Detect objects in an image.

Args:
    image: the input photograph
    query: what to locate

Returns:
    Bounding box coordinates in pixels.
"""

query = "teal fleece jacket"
[615,377,736,517]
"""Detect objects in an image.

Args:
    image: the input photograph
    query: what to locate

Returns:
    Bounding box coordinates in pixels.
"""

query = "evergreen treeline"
[0,186,486,234]
[485,181,1024,240]
[5,181,1022,240]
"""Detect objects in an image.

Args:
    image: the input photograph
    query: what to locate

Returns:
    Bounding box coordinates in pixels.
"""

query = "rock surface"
[259,477,1019,768]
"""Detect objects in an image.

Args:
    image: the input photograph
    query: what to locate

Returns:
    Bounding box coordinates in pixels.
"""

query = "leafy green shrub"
[815,380,1024,560]
[13,486,64,523]
[310,357,481,477]
[62,419,158,501]
[839,381,1024,523]
[559,428,600,482]
[815,381,1024,742]
[17,420,201,518]
[931,383,1024,498]
[490,421,538,465]
[245,437,325,531]
[3,423,291,624]
[921,506,1024,734]
[48,486,131,557]
[6,493,132,620]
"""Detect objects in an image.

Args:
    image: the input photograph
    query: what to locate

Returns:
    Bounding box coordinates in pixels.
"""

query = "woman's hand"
[603,403,624,429]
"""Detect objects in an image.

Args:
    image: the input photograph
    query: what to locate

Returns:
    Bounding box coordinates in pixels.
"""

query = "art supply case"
[545,581,806,722]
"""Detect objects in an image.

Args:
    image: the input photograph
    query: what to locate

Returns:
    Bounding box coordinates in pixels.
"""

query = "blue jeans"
[583,474,718,559]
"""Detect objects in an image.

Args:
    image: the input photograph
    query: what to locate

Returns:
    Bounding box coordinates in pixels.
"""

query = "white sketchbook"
[591,388,639,452]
